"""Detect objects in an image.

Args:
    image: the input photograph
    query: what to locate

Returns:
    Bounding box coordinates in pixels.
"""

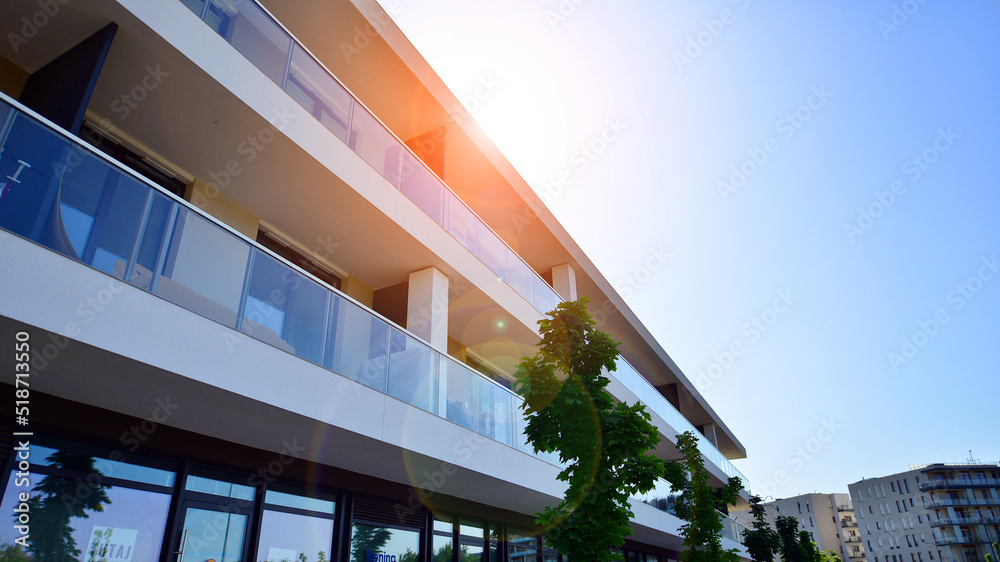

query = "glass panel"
[180,0,206,17]
[286,44,353,142]
[507,252,533,303]
[350,523,421,562]
[181,508,247,562]
[326,294,389,392]
[447,192,478,254]
[477,378,513,446]
[400,152,445,226]
[387,328,439,414]
[508,532,538,562]
[264,489,336,514]
[460,544,485,562]
[257,509,334,562]
[532,276,558,314]
[53,149,148,278]
[185,473,256,501]
[443,358,479,432]
[0,474,171,562]
[514,404,532,454]
[130,193,174,290]
[433,518,454,534]
[157,208,250,328]
[349,107,403,185]
[0,114,79,241]
[207,0,291,84]
[27,438,177,487]
[459,520,484,540]
[433,534,454,562]
[243,249,329,364]
[477,228,507,280]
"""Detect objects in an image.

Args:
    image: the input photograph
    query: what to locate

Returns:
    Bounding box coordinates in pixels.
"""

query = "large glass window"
[0,436,176,562]
[243,249,330,364]
[508,530,539,562]
[257,489,337,562]
[350,523,421,562]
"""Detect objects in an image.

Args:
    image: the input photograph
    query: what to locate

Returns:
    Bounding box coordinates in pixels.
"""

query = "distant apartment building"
[732,493,866,562]
[848,463,1000,562]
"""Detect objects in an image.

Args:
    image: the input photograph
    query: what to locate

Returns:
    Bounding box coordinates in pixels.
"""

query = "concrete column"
[699,423,719,448]
[551,263,578,301]
[407,267,449,352]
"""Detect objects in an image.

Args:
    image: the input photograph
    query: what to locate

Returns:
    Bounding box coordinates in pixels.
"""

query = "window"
[350,523,420,562]
[896,500,901,512]
[892,482,897,492]
[905,479,911,493]
[909,498,914,507]
[807,503,811,512]
[929,551,934,560]
[918,515,923,524]
[868,486,873,498]
[897,480,903,494]
[256,488,337,562]
[799,502,803,514]
[810,517,814,527]
[870,506,874,514]
[881,485,887,498]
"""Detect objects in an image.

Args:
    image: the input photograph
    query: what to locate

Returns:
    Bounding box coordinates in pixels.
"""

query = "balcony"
[843,520,859,528]
[173,0,562,316]
[934,534,993,546]
[924,498,1000,509]
[930,517,1000,527]
[920,479,1000,492]
[0,93,560,463]
[845,536,863,543]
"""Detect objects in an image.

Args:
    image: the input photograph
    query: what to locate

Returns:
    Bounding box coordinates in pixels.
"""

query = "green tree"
[513,299,665,562]
[819,550,842,562]
[663,431,743,562]
[775,516,808,562]
[22,451,112,562]
[0,543,33,562]
[350,525,391,562]
[740,495,780,562]
[797,531,821,562]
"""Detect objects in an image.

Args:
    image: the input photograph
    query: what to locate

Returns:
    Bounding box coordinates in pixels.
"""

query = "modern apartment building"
[0,1,751,561]
[732,493,866,562]
[848,463,1000,562]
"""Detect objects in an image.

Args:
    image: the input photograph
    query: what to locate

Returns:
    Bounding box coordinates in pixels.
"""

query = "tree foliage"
[664,431,743,562]
[820,550,843,562]
[513,299,665,562]
[775,516,812,562]
[740,495,780,562]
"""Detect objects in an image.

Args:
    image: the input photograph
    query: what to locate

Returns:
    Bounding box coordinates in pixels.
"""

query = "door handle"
[175,529,189,562]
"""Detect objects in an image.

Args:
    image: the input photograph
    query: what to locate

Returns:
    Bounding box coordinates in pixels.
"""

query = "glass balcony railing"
[632,478,748,544]
[0,94,561,464]
[920,478,1000,491]
[178,0,562,316]
[609,358,750,491]
[925,498,1000,509]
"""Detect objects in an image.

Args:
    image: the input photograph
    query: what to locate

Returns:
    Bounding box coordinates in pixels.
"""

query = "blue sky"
[379,1,1000,498]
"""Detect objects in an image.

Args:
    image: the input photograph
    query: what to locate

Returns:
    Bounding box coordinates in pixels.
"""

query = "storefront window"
[256,489,337,562]
[351,523,421,562]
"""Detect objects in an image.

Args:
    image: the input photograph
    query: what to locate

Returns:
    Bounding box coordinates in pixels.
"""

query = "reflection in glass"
[387,329,438,414]
[399,153,445,226]
[285,44,352,142]
[349,109,402,185]
[244,250,329,364]
[130,193,174,291]
[350,524,420,562]
[477,229,507,280]
[506,253,533,303]
[256,510,333,562]
[0,455,171,562]
[326,295,389,392]
[444,358,478,432]
[157,208,250,328]
[206,0,291,84]
[447,193,478,255]
[180,508,247,562]
[185,473,255,501]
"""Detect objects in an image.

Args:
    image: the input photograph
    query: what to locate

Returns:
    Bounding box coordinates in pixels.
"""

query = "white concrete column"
[700,423,719,448]
[407,267,449,352]
[551,263,578,301]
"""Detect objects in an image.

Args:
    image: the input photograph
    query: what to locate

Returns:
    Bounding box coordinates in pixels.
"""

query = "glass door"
[174,500,251,562]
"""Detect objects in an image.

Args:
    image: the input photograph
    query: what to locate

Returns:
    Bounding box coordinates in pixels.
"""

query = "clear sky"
[377,1,1000,499]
